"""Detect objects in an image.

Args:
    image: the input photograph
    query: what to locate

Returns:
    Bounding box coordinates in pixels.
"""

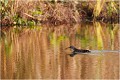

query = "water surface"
[1,22,119,79]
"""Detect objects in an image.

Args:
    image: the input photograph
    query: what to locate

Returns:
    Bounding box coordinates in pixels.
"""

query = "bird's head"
[65,46,76,50]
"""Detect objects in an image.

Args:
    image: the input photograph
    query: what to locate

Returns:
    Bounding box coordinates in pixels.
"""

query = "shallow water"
[1,22,119,79]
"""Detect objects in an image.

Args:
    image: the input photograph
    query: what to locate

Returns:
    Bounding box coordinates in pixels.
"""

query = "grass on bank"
[1,0,119,26]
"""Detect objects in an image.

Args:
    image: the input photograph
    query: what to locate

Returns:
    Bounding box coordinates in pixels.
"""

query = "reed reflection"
[1,22,119,79]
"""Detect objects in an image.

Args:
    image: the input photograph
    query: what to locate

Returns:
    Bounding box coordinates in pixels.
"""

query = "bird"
[66,46,91,57]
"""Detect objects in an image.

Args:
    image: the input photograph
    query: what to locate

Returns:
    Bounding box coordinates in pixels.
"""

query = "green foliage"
[94,0,105,17]
[29,26,42,30]
[113,24,119,34]
[95,22,103,50]
[1,0,9,18]
[49,33,67,46]
[13,14,26,25]
[75,25,97,49]
[13,14,36,26]
[4,38,12,57]
[1,0,41,26]
[57,35,66,44]
[107,2,118,16]
[107,24,115,50]
[2,31,13,57]
[79,29,90,48]
[32,10,42,16]
[27,21,36,26]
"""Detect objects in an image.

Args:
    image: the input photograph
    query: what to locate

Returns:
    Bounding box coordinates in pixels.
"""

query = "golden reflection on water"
[1,23,119,79]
